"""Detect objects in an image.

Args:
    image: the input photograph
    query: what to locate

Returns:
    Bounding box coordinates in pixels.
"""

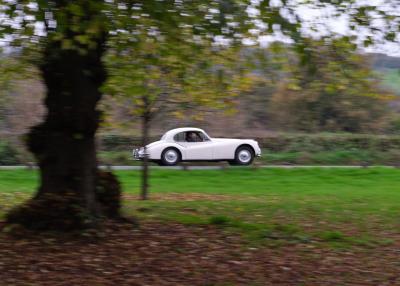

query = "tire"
[234,146,254,166]
[160,148,181,166]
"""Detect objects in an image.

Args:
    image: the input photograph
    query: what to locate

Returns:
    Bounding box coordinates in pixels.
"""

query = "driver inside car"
[186,132,200,142]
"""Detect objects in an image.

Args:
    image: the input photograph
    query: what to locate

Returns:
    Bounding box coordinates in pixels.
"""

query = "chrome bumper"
[133,148,146,160]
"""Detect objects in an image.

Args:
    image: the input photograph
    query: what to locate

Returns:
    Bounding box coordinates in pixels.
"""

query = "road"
[0,165,397,170]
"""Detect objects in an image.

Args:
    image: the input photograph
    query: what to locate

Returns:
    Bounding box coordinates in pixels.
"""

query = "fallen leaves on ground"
[1,221,399,286]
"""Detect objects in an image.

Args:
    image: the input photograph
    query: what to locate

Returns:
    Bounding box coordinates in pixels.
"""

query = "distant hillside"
[379,69,400,94]
[369,53,400,70]
[368,53,400,95]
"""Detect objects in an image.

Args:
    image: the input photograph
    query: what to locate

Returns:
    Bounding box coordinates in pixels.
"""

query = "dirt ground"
[1,222,399,286]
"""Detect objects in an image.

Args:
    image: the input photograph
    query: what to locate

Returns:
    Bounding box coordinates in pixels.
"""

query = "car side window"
[173,132,186,142]
[174,131,210,143]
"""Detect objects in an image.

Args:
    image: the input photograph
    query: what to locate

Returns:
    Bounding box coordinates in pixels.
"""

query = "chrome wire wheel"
[234,146,254,165]
[164,149,178,163]
[161,148,180,166]
[238,149,251,163]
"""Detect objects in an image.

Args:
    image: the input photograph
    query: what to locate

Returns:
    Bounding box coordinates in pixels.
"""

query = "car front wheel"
[233,146,254,165]
[160,148,181,166]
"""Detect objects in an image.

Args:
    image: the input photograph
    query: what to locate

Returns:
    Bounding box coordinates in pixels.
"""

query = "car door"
[176,131,213,160]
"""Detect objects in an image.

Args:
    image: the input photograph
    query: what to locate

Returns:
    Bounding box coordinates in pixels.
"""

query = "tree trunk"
[37,41,105,200]
[5,25,120,230]
[140,111,150,200]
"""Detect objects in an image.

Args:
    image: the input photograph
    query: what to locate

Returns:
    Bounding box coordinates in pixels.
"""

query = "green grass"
[1,168,400,247]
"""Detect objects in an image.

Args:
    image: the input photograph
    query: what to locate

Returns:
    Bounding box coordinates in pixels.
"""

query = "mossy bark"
[6,8,122,230]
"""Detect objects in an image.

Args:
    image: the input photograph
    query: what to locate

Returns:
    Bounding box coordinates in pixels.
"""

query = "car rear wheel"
[160,148,181,166]
[234,146,254,165]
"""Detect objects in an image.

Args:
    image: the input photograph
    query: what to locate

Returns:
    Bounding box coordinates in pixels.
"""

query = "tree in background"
[0,0,399,230]
[0,58,28,130]
[235,43,291,129]
[104,40,255,199]
[269,38,395,133]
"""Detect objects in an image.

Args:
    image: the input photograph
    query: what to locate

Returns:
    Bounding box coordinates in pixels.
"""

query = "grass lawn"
[1,167,400,285]
[1,167,399,247]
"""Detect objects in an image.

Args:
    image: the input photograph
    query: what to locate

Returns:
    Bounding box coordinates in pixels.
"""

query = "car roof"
[162,127,206,141]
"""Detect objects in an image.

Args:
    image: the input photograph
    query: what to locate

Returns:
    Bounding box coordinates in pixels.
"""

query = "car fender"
[147,142,185,160]
[211,138,261,159]
[235,140,261,157]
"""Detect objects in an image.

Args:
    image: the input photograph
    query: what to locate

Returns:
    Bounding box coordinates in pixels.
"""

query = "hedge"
[97,133,400,153]
[0,141,20,165]
[2,133,400,165]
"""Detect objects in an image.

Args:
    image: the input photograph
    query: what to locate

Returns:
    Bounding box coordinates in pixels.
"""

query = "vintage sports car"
[133,127,261,166]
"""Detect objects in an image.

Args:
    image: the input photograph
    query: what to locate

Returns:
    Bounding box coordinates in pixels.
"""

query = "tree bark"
[140,110,150,200]
[5,16,117,230]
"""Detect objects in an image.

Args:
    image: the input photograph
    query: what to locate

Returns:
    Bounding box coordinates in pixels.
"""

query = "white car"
[133,127,261,166]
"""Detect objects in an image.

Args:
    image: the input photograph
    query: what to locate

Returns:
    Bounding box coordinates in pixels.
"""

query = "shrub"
[4,133,400,166]
[258,133,400,152]
[96,171,122,218]
[99,134,159,151]
[98,133,400,154]
[0,141,20,165]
